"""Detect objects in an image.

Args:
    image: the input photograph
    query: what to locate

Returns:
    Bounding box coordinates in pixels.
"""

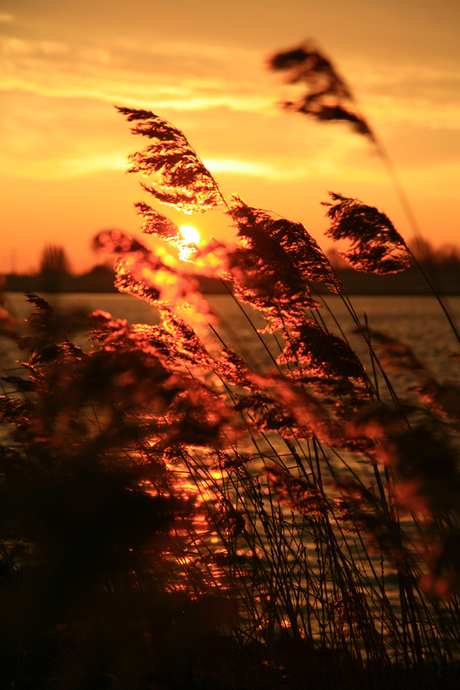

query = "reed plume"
[268,41,374,138]
[117,106,224,213]
[323,192,411,274]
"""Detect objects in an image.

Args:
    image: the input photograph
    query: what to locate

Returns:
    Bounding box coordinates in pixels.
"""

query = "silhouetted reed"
[2,46,460,690]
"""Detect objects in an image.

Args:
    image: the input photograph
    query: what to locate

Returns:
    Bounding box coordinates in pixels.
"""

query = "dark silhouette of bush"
[39,245,72,276]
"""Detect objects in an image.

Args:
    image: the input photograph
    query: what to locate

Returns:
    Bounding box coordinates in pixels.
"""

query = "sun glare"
[179,225,200,246]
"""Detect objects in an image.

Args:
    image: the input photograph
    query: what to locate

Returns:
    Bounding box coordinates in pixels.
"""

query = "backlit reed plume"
[323,192,411,274]
[268,41,374,138]
[117,106,224,213]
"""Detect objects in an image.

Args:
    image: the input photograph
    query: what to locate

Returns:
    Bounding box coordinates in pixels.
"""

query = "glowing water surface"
[5,293,459,378]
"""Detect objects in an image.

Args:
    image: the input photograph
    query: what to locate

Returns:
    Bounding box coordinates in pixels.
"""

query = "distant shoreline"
[2,272,231,295]
[3,269,460,296]
[320,268,460,295]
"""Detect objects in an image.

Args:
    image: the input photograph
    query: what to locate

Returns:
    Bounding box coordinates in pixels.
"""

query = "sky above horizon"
[1,0,459,274]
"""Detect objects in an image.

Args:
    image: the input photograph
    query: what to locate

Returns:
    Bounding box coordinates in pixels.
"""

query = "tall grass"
[1,45,460,689]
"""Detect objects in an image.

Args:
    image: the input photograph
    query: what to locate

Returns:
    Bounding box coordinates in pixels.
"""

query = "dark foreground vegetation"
[1,44,460,689]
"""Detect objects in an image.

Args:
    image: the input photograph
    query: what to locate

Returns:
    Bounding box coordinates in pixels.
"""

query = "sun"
[179,225,200,246]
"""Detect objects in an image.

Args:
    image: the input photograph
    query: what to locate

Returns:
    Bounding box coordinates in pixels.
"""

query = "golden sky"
[1,0,459,274]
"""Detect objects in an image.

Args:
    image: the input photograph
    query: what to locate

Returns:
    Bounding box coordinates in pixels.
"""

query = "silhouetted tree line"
[327,238,460,271]
[407,237,460,270]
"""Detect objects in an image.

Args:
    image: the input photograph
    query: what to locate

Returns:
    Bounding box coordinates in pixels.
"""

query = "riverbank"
[327,267,460,295]
[3,268,460,295]
[2,271,229,294]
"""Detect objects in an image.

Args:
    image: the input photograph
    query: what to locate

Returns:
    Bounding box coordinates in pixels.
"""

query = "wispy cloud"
[3,32,460,132]
[0,153,126,180]
[58,152,127,177]
[339,59,460,130]
[5,154,322,182]
[0,35,273,113]
[203,157,343,181]
[2,37,68,56]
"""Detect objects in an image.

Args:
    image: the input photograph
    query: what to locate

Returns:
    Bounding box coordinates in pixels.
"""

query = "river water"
[4,292,459,384]
[2,291,460,651]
